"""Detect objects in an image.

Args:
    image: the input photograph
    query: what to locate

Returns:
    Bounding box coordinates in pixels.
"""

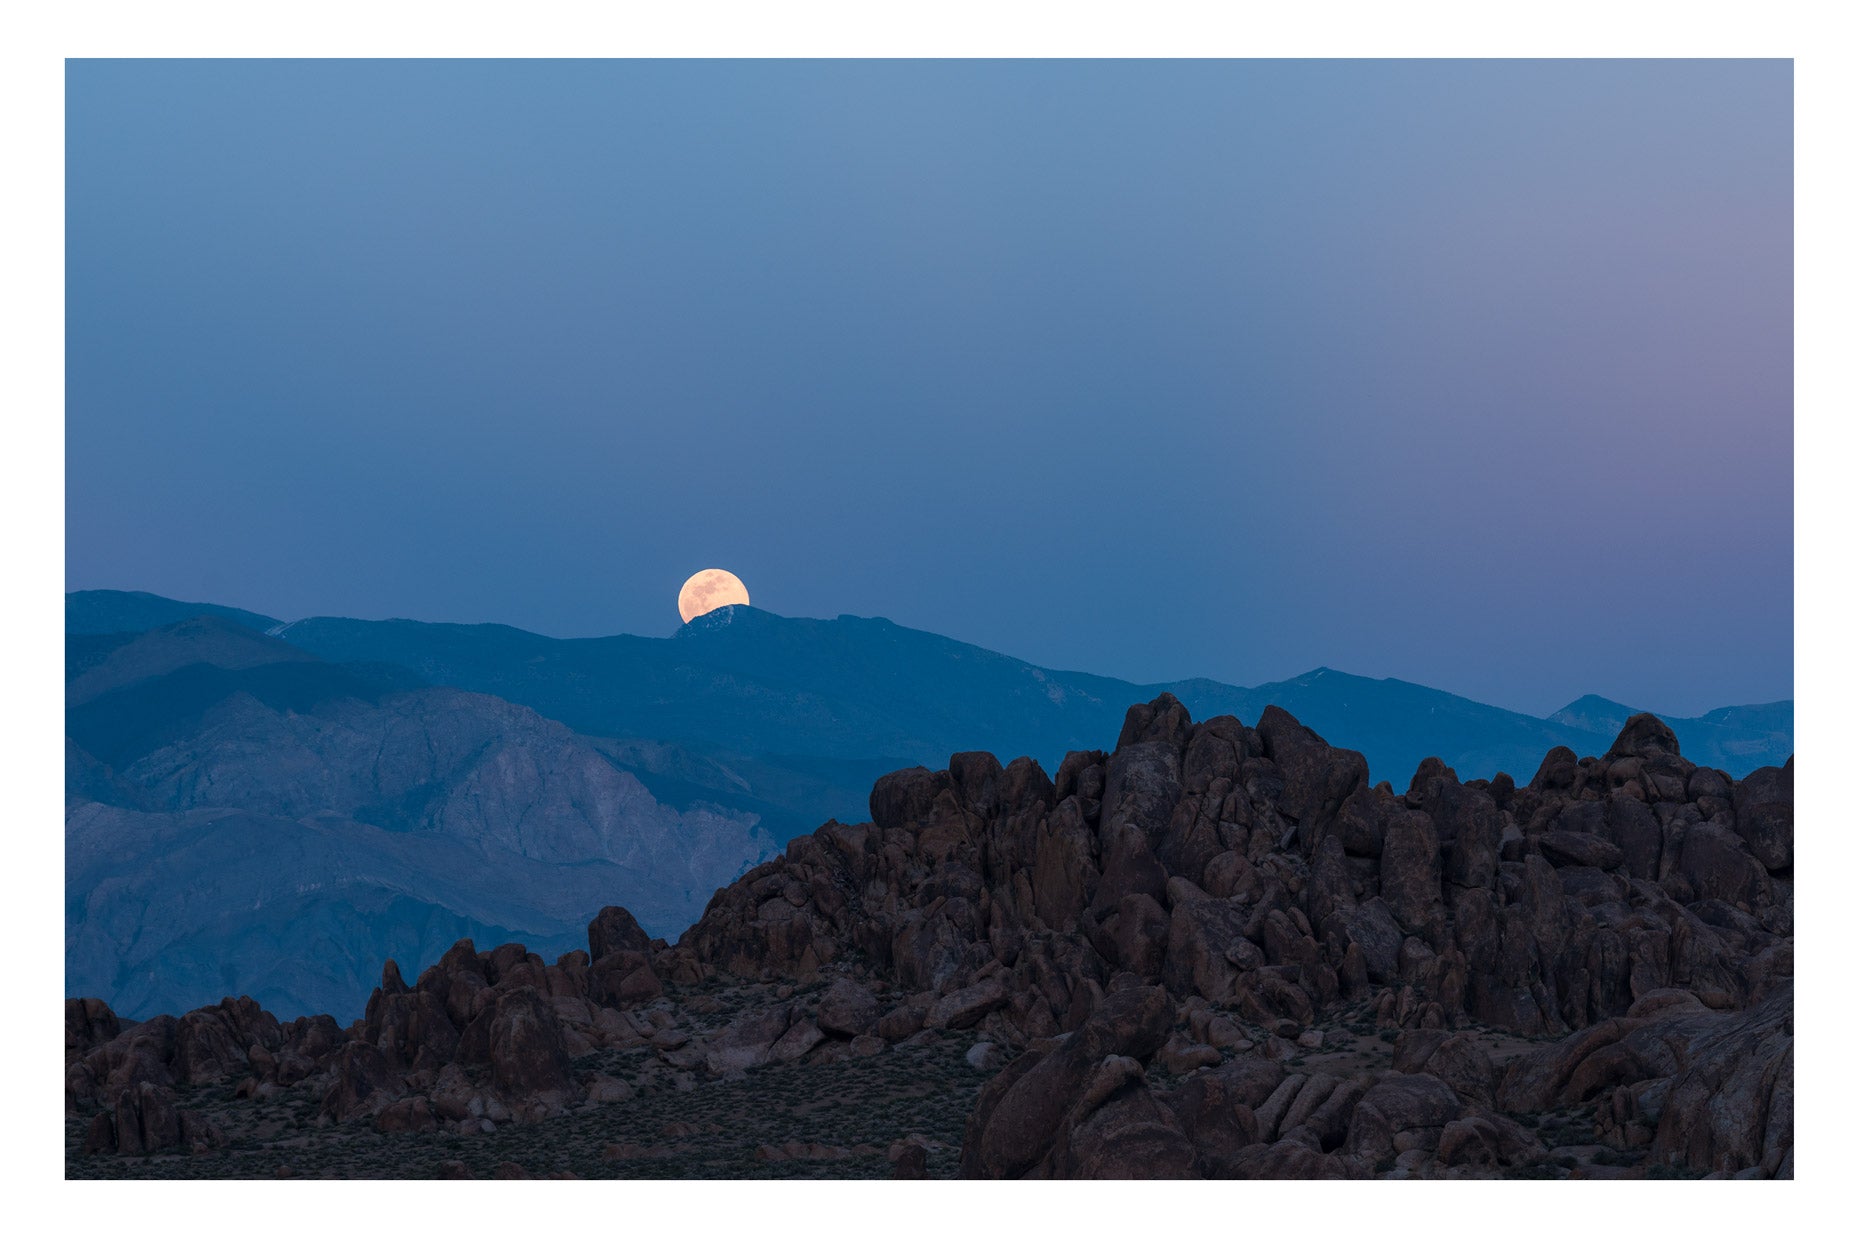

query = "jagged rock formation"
[65,697,1792,1179]
[669,696,1790,1041]
[656,694,1791,1177]
[1496,983,1794,1177]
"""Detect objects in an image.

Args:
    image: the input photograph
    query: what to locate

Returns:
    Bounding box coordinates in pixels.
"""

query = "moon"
[678,568,750,624]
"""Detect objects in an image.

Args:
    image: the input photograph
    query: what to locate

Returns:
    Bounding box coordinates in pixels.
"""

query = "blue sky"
[65,59,1791,716]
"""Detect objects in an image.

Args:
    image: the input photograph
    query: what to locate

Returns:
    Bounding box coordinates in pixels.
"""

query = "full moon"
[677,568,751,624]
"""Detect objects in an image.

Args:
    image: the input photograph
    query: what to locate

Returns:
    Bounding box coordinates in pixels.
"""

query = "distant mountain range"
[66,588,282,637]
[63,588,1791,1020]
[69,589,1792,782]
[65,613,769,1020]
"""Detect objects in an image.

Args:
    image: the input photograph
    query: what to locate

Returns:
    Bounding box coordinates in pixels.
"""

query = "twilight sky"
[65,59,1792,717]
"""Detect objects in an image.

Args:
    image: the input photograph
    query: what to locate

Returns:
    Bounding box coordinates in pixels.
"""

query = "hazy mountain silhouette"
[65,617,772,1019]
[69,590,1792,786]
[245,600,1791,784]
[66,588,279,636]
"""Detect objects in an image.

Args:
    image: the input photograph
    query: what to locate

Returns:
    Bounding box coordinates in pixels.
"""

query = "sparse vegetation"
[67,1013,983,1180]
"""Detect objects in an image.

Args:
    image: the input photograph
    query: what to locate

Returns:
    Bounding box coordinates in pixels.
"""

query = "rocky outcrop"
[67,1015,177,1113]
[82,1082,223,1156]
[1497,982,1794,1176]
[816,978,881,1037]
[660,695,1790,1177]
[66,696,1792,1179]
[588,906,653,961]
[960,984,1176,1178]
[320,1043,404,1123]
[667,697,1788,1051]
[65,998,120,1062]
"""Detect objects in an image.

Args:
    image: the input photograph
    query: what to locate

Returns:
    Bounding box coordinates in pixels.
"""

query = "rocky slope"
[66,697,1791,1178]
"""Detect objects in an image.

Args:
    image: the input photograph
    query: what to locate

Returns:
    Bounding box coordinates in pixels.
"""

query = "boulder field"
[67,695,1792,1179]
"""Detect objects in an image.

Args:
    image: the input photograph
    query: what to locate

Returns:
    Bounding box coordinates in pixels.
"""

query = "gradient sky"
[65,60,1792,717]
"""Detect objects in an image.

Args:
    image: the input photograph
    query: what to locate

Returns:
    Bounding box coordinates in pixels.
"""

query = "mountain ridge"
[68,594,1785,784]
[66,589,279,636]
[74,593,1783,782]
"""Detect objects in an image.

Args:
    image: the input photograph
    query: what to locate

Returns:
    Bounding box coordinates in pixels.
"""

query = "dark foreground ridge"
[66,696,1793,1179]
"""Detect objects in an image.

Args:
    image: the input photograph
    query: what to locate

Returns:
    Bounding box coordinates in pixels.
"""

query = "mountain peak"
[1547,694,1638,734]
[674,603,781,636]
[66,588,280,636]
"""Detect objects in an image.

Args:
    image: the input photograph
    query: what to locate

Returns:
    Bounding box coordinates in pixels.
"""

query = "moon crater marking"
[678,568,750,624]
